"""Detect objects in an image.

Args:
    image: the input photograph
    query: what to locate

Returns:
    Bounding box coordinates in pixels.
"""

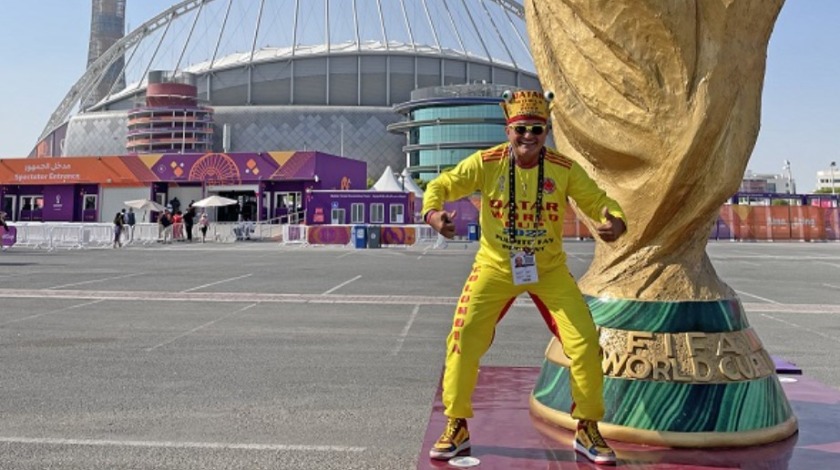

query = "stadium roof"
[41,0,534,142]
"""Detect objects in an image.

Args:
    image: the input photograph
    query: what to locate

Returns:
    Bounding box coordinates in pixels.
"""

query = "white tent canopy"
[371,165,405,192]
[400,168,424,198]
[192,195,238,208]
[124,199,166,212]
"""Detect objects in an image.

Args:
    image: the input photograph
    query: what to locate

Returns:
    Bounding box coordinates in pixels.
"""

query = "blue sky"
[0,1,837,191]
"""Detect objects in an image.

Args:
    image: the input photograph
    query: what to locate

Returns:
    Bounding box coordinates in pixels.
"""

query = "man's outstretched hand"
[428,210,458,239]
[596,208,626,242]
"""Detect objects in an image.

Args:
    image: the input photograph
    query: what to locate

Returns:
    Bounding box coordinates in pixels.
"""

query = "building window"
[351,203,365,224]
[83,194,97,210]
[21,195,44,211]
[2,195,14,220]
[275,192,302,211]
[330,208,345,224]
[389,204,404,224]
[371,203,384,223]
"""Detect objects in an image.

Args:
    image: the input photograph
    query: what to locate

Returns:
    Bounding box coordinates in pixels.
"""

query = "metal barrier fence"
[6,205,840,250]
[7,222,252,250]
[6,221,316,249]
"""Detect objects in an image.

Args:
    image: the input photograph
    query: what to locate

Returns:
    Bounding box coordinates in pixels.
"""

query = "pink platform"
[418,366,839,469]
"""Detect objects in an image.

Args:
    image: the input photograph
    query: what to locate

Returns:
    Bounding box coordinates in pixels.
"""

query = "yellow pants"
[442,263,605,421]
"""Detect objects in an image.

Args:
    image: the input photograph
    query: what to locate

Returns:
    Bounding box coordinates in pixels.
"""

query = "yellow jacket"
[423,143,625,271]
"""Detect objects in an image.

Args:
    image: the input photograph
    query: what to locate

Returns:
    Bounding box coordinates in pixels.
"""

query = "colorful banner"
[716,205,830,241]
[307,226,351,245]
[382,227,416,245]
[824,207,840,241]
[0,151,360,188]
[1,225,16,247]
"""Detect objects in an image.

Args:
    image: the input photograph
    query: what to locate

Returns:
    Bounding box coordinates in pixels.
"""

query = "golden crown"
[500,89,554,124]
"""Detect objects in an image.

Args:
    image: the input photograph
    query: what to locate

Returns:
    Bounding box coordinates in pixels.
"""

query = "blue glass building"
[389,83,549,180]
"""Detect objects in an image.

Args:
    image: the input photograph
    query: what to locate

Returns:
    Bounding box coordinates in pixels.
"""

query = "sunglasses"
[509,124,548,136]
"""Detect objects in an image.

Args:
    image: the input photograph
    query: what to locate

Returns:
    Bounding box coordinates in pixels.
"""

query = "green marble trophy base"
[530,297,798,447]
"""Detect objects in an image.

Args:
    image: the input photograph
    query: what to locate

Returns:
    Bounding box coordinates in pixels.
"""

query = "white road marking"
[417,244,434,259]
[1,288,840,313]
[0,436,365,453]
[711,254,840,261]
[145,303,257,352]
[0,272,32,279]
[746,303,840,314]
[0,299,105,327]
[49,272,146,289]
[336,251,355,259]
[823,283,840,290]
[816,261,840,269]
[322,275,362,295]
[735,290,781,304]
[391,304,420,356]
[181,273,253,293]
[737,260,761,266]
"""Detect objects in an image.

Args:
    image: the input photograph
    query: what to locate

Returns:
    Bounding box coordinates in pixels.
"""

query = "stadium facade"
[33,0,540,181]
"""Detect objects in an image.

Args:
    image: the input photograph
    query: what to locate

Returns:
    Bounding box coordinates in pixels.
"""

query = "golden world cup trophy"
[525,0,796,447]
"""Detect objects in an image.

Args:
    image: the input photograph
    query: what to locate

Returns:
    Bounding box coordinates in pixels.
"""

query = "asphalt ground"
[0,240,839,469]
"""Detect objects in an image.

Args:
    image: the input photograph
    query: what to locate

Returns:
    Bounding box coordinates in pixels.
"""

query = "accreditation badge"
[510,250,538,285]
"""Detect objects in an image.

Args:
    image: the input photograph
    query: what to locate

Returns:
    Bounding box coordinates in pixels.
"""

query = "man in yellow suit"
[423,90,626,465]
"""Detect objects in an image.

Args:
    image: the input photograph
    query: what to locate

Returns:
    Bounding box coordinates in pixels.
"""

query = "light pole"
[782,160,793,239]
[830,161,836,195]
[436,118,441,155]
[782,160,791,194]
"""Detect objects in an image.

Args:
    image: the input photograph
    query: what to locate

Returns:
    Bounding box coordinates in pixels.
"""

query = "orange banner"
[0,157,144,186]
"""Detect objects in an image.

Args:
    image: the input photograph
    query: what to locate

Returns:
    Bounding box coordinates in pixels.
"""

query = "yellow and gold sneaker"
[429,417,470,460]
[574,420,616,465]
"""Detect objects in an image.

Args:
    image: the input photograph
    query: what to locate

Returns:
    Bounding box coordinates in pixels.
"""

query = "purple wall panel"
[151,152,282,183]
[314,154,367,191]
[305,191,412,225]
[444,197,480,237]
[42,186,77,222]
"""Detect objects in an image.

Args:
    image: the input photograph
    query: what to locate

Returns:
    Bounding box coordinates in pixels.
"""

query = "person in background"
[172,210,184,241]
[198,212,209,243]
[0,211,9,252]
[119,209,129,244]
[184,203,196,242]
[422,90,626,465]
[160,210,173,244]
[244,217,255,240]
[125,208,136,243]
[170,197,181,214]
[113,211,125,248]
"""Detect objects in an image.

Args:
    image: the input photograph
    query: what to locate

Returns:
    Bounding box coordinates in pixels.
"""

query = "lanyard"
[508,146,545,245]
